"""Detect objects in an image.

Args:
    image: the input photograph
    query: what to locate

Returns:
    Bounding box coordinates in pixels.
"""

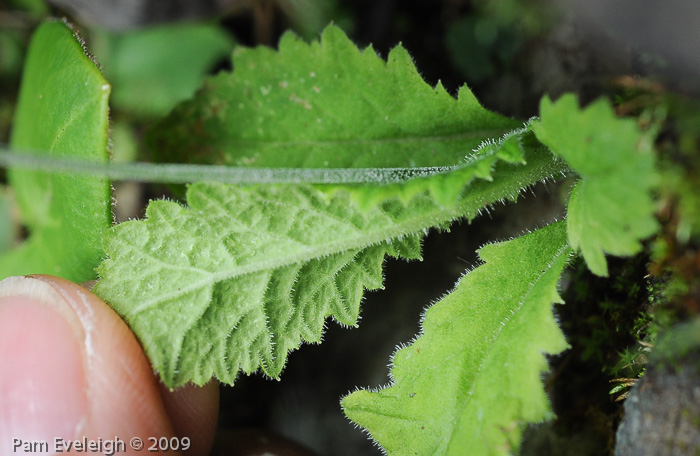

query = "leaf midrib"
[445,243,570,454]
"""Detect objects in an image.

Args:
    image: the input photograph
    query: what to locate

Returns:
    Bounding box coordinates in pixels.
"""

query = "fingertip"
[0,277,88,451]
[0,275,176,448]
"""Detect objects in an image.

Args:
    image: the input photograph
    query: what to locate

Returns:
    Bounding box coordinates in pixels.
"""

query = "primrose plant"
[0,19,659,455]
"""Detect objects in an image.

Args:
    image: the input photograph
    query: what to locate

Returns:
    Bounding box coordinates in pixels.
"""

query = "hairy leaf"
[93,145,565,387]
[342,221,571,455]
[95,23,568,387]
[532,94,658,276]
[0,20,111,282]
[146,24,526,207]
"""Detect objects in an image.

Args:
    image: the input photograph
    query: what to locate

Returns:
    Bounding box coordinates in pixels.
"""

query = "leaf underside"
[94,146,562,388]
[342,221,572,456]
[532,94,658,276]
[0,19,111,282]
[94,25,569,388]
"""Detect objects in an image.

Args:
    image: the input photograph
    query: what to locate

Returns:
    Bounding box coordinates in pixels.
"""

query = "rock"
[615,360,700,456]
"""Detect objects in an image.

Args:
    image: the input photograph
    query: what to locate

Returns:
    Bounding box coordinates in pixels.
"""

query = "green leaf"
[342,221,571,455]
[93,145,565,388]
[146,24,524,207]
[0,19,111,283]
[91,23,234,118]
[532,94,658,276]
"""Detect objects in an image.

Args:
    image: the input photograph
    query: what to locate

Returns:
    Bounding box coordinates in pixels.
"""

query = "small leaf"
[532,94,658,276]
[146,24,524,207]
[0,19,111,282]
[342,221,572,455]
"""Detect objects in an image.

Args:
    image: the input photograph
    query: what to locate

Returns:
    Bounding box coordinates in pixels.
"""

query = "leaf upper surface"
[0,20,111,282]
[532,95,658,276]
[342,221,572,455]
[146,24,524,207]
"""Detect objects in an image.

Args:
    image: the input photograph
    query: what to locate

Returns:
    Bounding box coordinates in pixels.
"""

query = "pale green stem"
[0,147,454,185]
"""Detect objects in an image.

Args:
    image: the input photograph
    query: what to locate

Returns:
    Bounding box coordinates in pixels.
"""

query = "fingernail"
[0,276,88,451]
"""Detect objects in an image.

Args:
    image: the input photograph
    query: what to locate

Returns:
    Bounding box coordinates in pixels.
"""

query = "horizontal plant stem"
[0,147,455,185]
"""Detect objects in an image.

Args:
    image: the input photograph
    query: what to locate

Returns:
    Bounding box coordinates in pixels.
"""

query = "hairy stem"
[0,146,455,185]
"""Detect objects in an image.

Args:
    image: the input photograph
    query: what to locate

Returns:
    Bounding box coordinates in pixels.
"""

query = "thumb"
[0,275,217,455]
